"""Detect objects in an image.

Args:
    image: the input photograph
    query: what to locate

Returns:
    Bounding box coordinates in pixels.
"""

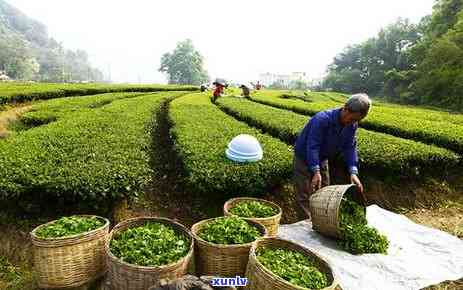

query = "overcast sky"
[7,0,435,84]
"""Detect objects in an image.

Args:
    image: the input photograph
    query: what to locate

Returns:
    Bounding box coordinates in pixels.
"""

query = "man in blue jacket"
[293,93,371,218]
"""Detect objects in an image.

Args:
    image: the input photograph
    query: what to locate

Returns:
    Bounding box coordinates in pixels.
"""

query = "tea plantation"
[0,83,461,209]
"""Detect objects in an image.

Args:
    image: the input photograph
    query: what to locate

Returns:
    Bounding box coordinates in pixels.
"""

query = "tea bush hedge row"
[269,90,463,125]
[17,92,147,129]
[217,97,304,144]
[216,97,459,176]
[287,92,463,127]
[0,92,185,204]
[168,93,293,196]
[0,82,197,106]
[251,91,463,154]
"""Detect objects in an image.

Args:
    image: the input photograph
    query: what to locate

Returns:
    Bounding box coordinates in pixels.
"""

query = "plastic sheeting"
[278,205,463,290]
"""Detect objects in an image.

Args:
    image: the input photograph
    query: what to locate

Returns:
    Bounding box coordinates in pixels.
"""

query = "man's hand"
[311,171,322,192]
[351,174,366,204]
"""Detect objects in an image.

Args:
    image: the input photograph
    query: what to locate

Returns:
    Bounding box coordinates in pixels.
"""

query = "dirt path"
[0,103,32,138]
[405,195,463,239]
[404,193,463,289]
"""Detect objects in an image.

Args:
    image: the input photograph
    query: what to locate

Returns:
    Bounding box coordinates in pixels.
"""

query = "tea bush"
[0,82,198,106]
[217,97,459,177]
[251,90,463,153]
[0,92,185,205]
[169,93,293,196]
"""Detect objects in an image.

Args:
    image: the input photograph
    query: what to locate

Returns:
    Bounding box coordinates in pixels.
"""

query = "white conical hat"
[225,134,263,163]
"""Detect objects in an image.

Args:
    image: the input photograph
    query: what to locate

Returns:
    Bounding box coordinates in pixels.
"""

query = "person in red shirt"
[255,81,262,90]
[212,80,226,102]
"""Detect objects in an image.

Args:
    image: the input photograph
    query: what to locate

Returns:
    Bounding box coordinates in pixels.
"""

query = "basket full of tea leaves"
[30,215,109,288]
[106,217,193,290]
[191,216,267,277]
[309,184,389,255]
[224,197,282,236]
[245,237,339,290]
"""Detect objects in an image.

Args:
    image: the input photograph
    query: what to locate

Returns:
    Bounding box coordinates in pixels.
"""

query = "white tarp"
[278,205,463,290]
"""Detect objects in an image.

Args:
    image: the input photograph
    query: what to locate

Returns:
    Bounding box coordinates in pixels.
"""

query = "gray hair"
[345,93,372,116]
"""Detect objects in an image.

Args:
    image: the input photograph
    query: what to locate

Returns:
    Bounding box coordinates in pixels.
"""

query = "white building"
[0,70,10,81]
[259,72,310,88]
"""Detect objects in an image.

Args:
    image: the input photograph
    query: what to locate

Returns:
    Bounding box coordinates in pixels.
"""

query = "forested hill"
[0,0,104,82]
[322,0,463,110]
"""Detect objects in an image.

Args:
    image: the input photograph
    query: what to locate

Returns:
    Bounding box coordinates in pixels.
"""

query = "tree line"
[322,0,463,109]
[0,0,104,82]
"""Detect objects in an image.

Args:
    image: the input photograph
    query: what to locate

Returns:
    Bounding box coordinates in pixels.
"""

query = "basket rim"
[224,197,282,221]
[249,237,338,290]
[191,216,267,248]
[30,214,110,241]
[106,216,194,270]
[310,184,362,238]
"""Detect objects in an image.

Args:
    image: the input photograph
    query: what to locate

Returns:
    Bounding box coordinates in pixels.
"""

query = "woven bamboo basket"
[224,197,282,237]
[309,184,364,239]
[191,217,267,277]
[245,237,338,290]
[30,215,110,289]
[106,217,194,290]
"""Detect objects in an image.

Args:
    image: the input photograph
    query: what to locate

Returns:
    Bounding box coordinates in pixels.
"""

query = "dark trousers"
[292,155,349,218]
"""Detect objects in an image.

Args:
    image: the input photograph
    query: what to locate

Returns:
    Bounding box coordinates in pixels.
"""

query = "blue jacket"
[294,108,359,175]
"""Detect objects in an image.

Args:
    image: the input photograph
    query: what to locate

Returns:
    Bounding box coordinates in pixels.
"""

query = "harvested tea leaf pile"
[229,200,278,218]
[36,216,104,238]
[339,197,389,254]
[198,217,262,244]
[110,222,190,266]
[257,247,328,289]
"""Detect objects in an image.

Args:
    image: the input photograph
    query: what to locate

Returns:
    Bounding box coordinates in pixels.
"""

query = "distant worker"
[293,93,371,218]
[212,79,226,102]
[239,84,251,98]
[255,81,262,90]
[200,83,208,92]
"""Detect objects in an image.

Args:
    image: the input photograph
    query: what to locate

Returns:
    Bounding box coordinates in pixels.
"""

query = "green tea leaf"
[109,222,190,267]
[36,216,104,238]
[198,217,262,245]
[338,195,389,254]
[257,247,328,289]
[229,201,278,218]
